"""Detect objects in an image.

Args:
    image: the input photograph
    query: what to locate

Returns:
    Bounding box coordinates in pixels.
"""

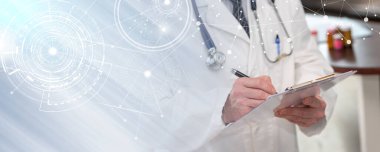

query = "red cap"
[311,30,318,36]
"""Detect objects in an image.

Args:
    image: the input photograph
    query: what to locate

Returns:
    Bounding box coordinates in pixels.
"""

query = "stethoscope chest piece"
[206,49,226,71]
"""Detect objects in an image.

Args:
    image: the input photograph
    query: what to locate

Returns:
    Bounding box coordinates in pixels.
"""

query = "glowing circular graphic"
[1,1,111,112]
[114,0,191,51]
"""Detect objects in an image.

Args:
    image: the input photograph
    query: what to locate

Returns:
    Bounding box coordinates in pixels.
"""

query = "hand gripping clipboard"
[229,70,357,128]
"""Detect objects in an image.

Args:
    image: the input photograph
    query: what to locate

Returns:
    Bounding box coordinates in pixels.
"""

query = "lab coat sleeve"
[206,88,232,139]
[167,87,232,151]
[290,0,337,136]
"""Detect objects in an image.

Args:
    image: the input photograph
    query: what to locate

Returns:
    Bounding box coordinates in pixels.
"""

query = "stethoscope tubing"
[190,0,217,54]
[252,0,293,63]
[191,0,294,69]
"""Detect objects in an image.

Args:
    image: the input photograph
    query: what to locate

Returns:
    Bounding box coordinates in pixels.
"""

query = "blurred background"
[299,0,380,152]
[0,0,380,152]
[302,0,380,20]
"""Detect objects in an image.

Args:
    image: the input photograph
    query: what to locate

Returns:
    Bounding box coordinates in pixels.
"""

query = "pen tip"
[231,68,237,74]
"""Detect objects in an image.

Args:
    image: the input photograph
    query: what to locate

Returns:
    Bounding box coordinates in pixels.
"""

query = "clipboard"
[273,70,356,109]
[229,70,357,128]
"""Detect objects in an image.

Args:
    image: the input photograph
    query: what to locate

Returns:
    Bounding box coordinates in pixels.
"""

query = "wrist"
[222,107,230,125]
[222,94,234,125]
[221,94,231,125]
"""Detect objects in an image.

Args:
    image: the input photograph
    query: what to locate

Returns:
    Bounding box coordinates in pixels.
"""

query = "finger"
[288,103,306,108]
[302,96,326,108]
[274,105,302,116]
[274,104,307,116]
[295,104,307,108]
[235,98,265,108]
[277,107,325,119]
[280,115,318,127]
[237,76,276,95]
[302,96,319,107]
[239,87,272,100]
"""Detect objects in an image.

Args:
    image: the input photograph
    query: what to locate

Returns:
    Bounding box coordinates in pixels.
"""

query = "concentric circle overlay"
[1,1,111,112]
[114,0,191,51]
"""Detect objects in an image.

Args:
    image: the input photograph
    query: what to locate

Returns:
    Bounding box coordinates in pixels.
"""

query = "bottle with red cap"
[311,29,318,45]
[327,27,337,52]
[333,34,344,51]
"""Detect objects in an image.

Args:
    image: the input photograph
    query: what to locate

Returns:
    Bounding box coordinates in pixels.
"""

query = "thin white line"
[148,78,163,115]
[39,91,46,112]
[97,103,157,117]
[8,69,20,75]
[321,0,326,16]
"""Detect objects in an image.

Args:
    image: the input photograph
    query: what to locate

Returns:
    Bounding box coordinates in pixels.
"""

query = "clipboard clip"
[284,73,337,91]
[284,71,357,92]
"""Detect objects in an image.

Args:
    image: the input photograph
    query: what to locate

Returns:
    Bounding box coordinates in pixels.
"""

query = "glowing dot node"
[144,70,152,78]
[161,27,167,32]
[48,47,58,56]
[164,0,171,5]
[364,17,369,22]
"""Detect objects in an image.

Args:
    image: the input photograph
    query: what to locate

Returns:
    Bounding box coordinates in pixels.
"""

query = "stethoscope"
[191,0,294,71]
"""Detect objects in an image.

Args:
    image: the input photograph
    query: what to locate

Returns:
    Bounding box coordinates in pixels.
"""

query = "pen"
[231,68,249,78]
[275,34,280,55]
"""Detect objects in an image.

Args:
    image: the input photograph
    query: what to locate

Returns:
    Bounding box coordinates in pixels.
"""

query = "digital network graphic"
[302,0,380,35]
[0,0,191,121]
[303,0,379,21]
[0,0,112,112]
[114,0,191,51]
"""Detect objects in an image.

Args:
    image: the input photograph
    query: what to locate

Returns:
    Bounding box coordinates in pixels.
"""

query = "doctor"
[180,0,337,151]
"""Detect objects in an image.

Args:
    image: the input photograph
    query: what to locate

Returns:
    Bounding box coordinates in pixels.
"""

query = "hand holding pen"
[221,69,277,124]
[228,69,326,127]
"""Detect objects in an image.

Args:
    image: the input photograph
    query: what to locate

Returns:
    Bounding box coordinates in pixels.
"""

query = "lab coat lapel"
[205,0,250,43]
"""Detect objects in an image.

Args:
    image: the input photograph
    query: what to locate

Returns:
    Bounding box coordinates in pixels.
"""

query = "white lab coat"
[161,0,337,151]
